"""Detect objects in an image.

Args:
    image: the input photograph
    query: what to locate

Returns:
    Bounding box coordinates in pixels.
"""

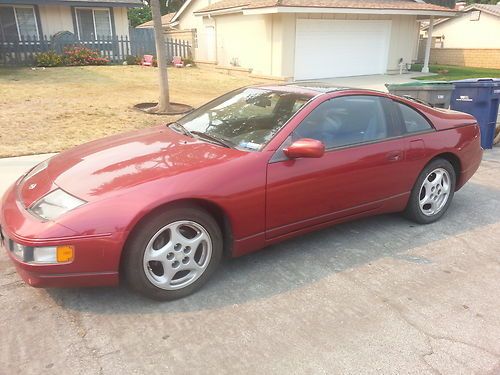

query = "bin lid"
[386,81,454,87]
[451,78,500,87]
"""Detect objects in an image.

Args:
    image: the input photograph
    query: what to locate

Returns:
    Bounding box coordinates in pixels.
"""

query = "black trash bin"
[385,81,455,108]
[450,78,500,149]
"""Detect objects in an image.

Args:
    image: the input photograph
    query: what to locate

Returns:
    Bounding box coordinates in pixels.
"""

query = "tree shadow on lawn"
[46,181,500,314]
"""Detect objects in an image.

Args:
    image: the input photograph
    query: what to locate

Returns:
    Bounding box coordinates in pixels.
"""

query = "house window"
[0,6,39,41]
[470,10,481,21]
[75,8,112,40]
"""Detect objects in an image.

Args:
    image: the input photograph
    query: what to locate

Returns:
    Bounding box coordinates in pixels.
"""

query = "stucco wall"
[37,5,130,38]
[430,12,500,49]
[195,12,420,79]
[213,13,272,75]
[177,0,212,61]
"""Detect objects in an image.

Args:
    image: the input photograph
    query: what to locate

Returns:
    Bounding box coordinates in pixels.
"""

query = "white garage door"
[294,19,392,80]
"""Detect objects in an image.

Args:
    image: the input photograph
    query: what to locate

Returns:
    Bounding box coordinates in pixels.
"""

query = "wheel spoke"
[144,246,168,262]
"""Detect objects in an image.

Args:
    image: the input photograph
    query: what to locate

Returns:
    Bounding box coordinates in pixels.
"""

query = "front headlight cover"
[29,188,86,221]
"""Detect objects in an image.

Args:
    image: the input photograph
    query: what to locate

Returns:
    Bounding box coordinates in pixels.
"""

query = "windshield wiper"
[168,122,193,137]
[191,131,234,148]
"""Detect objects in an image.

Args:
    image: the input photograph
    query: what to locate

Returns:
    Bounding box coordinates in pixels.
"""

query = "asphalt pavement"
[0,149,499,374]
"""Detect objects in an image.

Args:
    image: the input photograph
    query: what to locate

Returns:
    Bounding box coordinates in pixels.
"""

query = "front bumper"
[1,183,124,288]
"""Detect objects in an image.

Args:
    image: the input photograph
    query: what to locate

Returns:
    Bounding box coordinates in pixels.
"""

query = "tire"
[122,205,223,301]
[405,158,456,224]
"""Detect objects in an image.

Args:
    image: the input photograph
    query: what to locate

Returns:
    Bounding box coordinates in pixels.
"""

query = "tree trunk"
[148,0,169,113]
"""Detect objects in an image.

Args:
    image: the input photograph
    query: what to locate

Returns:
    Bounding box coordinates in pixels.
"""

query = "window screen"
[76,8,111,39]
[15,7,37,39]
[0,7,18,41]
[0,6,38,41]
[94,9,111,38]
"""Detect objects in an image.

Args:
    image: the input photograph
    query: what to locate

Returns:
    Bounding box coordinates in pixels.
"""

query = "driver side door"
[265,94,409,239]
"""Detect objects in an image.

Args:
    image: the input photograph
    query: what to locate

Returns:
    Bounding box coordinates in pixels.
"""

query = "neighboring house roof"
[194,0,456,15]
[1,0,142,6]
[136,12,177,28]
[421,3,500,30]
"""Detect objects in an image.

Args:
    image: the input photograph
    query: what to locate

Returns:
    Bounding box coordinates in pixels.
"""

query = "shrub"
[62,46,109,66]
[183,58,196,66]
[126,55,141,65]
[35,51,63,67]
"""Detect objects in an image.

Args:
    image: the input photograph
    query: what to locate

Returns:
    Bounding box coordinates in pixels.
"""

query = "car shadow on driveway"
[46,181,500,314]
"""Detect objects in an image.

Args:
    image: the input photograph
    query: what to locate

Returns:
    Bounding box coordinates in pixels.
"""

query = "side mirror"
[283,138,325,159]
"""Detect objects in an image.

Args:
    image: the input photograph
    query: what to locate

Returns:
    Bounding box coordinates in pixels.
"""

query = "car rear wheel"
[405,158,456,224]
[122,206,223,301]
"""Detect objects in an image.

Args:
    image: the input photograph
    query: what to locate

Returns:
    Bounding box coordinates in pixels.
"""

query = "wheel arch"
[119,198,234,276]
[430,152,461,188]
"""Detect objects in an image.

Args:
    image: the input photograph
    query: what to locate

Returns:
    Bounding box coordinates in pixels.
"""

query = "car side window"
[293,95,391,149]
[396,102,433,133]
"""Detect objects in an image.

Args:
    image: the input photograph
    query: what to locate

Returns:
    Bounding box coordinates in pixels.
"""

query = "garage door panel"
[294,19,392,80]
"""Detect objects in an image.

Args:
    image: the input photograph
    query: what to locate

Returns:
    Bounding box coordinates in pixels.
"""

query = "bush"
[35,51,63,67]
[126,55,141,65]
[183,58,196,66]
[62,46,109,66]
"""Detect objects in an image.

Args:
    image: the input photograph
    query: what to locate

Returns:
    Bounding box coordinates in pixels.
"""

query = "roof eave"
[0,0,141,6]
[242,6,458,17]
[195,6,244,16]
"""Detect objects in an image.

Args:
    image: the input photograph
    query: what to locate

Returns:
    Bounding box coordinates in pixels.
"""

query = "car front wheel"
[405,158,456,224]
[122,206,223,301]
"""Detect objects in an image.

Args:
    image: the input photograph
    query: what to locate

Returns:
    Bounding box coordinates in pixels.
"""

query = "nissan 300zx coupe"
[0,82,482,300]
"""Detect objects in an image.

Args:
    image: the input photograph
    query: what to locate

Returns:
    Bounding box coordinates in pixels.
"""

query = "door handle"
[386,151,403,161]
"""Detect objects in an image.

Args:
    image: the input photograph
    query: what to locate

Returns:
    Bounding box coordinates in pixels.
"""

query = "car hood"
[20,126,245,206]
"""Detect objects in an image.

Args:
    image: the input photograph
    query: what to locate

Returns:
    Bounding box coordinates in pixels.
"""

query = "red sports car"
[0,83,482,300]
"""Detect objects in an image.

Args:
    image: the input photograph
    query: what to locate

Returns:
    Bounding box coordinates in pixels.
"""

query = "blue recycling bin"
[450,78,500,149]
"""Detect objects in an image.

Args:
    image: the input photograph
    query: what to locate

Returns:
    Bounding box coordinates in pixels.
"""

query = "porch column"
[422,16,434,73]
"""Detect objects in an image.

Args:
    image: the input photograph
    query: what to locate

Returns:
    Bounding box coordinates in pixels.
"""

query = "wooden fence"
[0,30,192,66]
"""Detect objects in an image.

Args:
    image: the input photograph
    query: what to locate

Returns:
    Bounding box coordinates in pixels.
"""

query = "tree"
[128,6,152,28]
[148,0,170,113]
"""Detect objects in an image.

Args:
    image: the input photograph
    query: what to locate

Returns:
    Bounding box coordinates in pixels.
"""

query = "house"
[135,11,197,47]
[420,4,500,69]
[0,0,141,42]
[162,0,456,80]
[136,12,176,29]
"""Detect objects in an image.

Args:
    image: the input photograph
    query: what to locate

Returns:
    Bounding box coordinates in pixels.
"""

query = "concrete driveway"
[312,72,434,91]
[1,148,500,375]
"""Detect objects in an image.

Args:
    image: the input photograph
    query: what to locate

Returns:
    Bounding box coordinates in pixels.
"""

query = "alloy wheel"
[143,220,212,290]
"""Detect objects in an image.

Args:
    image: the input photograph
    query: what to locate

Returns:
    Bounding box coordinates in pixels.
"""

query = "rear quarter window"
[396,102,433,133]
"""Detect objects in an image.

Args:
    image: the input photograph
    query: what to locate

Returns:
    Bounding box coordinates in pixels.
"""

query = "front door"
[265,95,408,239]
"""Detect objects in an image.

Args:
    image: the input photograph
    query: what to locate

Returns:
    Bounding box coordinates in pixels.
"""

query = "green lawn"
[411,64,500,81]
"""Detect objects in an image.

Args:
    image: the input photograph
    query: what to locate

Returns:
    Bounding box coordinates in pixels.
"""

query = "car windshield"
[176,88,311,151]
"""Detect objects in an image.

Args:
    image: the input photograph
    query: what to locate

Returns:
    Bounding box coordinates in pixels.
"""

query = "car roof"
[257,81,382,97]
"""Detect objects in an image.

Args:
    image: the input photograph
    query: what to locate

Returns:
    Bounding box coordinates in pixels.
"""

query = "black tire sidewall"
[122,206,223,301]
[406,158,456,224]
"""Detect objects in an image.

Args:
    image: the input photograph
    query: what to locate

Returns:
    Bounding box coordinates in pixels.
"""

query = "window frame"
[295,94,399,151]
[74,7,113,40]
[391,99,436,136]
[0,5,40,41]
[269,94,401,163]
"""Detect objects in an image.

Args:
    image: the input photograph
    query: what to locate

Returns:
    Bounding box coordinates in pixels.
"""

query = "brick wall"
[429,48,500,69]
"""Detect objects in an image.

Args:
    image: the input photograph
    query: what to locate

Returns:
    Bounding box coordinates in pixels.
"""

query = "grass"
[0,65,265,158]
[411,64,500,81]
